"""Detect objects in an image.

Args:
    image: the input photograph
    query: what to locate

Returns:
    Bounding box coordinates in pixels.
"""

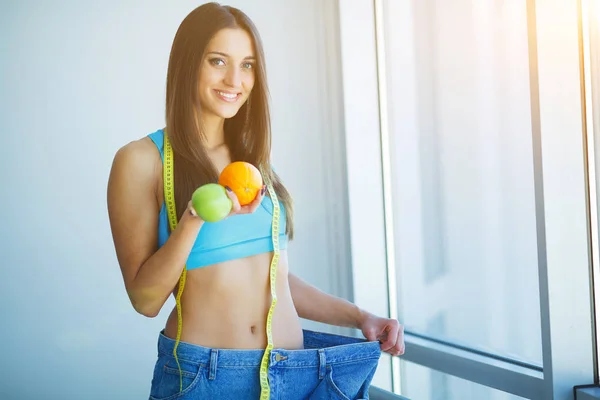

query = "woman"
[107,3,404,399]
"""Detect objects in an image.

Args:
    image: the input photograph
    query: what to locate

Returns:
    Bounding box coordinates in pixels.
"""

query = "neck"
[201,113,226,150]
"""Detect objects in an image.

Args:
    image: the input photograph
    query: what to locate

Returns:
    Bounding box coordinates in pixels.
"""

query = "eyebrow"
[207,51,255,61]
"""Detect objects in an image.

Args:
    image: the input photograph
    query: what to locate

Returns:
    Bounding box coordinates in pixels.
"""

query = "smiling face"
[198,28,256,120]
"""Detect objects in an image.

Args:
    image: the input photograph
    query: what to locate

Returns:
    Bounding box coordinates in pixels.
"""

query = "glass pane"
[400,361,528,400]
[384,0,542,363]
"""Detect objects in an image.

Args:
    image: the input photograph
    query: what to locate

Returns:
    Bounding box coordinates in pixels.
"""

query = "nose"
[224,66,242,88]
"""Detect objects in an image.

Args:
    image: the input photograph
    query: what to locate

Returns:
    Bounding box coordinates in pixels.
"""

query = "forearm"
[129,215,203,316]
[288,273,366,329]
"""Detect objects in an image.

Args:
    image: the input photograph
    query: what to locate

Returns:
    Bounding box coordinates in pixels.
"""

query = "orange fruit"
[218,161,263,206]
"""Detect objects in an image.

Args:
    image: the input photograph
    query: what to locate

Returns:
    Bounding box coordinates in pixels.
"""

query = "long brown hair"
[165,2,294,239]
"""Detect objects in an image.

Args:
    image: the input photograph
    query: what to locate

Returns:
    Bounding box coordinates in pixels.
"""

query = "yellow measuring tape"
[162,133,187,392]
[162,132,280,399]
[258,171,280,400]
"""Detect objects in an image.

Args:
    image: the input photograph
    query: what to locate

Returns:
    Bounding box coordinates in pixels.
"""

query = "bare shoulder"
[111,137,161,178]
[109,136,165,218]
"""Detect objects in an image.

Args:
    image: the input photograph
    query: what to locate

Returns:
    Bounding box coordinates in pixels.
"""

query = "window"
[339,0,599,398]
[384,0,542,366]
[587,0,600,379]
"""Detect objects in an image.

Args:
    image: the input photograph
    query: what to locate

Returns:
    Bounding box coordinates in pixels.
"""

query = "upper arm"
[107,138,161,291]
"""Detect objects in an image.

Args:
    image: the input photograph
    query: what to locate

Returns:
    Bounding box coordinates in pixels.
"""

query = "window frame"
[338,0,599,398]
[585,0,600,382]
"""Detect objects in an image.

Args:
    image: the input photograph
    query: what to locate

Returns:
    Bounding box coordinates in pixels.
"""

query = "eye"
[209,58,225,66]
[242,62,254,70]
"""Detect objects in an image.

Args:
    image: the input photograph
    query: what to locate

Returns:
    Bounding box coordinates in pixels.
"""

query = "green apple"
[191,183,232,222]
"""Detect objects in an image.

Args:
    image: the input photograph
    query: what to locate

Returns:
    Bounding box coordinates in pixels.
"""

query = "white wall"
[0,1,353,399]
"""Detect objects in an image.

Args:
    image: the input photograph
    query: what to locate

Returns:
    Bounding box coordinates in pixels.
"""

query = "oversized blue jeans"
[148,329,382,400]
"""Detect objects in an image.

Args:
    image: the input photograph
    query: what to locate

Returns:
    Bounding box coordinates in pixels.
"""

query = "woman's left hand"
[360,312,405,357]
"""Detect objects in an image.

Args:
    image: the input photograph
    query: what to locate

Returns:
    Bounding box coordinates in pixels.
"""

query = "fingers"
[223,185,266,217]
[380,320,400,353]
[364,327,379,342]
[391,325,405,356]
[234,185,266,215]
[187,200,198,217]
[224,186,241,214]
[245,185,266,213]
[380,323,405,357]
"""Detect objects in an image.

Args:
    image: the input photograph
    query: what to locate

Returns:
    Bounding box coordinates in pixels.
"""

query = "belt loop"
[209,349,218,380]
[318,349,326,380]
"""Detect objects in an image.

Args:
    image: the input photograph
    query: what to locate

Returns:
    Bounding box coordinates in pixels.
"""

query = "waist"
[156,329,382,366]
[164,251,303,349]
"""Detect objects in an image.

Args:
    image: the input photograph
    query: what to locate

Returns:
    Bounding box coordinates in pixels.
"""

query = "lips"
[214,89,241,103]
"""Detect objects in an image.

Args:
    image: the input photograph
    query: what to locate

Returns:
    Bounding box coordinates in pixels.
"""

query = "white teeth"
[217,91,237,99]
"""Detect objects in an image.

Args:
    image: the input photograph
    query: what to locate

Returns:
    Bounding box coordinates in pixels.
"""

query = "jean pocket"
[309,368,362,400]
[328,368,356,400]
[149,355,205,400]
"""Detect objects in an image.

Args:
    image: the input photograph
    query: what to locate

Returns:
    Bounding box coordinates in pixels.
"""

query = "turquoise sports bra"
[148,129,288,269]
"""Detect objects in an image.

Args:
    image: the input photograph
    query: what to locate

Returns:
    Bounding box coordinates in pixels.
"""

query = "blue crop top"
[148,129,288,269]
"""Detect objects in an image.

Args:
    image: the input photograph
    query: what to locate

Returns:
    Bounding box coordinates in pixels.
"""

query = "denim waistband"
[157,329,381,368]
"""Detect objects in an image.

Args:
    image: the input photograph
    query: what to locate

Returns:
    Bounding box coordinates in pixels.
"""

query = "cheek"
[243,74,256,92]
[198,77,208,95]
[199,69,220,92]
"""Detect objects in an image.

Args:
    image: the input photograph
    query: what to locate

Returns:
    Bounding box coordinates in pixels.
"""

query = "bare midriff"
[163,250,305,350]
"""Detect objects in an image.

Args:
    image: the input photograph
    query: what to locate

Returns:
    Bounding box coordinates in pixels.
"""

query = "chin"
[217,106,242,119]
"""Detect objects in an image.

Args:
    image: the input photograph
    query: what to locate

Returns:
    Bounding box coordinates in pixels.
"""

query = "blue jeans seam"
[327,356,381,366]
[163,365,200,379]
[157,352,209,367]
[271,355,381,369]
